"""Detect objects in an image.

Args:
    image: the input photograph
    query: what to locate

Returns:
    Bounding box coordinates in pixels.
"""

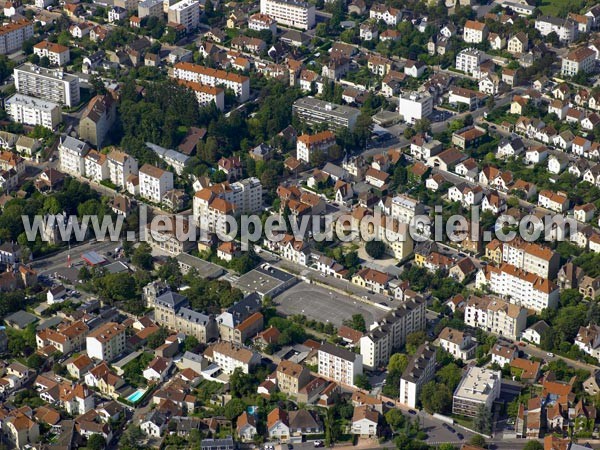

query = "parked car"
[314,441,324,448]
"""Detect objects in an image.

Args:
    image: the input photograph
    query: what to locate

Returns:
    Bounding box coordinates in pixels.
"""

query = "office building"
[5,94,61,129]
[292,97,361,130]
[14,63,80,107]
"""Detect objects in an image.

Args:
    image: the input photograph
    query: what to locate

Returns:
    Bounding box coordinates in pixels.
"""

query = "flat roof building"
[293,97,361,130]
[453,366,501,417]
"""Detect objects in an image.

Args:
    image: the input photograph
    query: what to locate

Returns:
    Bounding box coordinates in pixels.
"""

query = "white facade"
[464,294,527,340]
[5,94,61,129]
[398,91,433,124]
[173,62,250,102]
[139,164,174,204]
[318,342,363,386]
[399,344,436,408]
[14,63,80,107]
[455,48,485,75]
[260,0,315,30]
[561,47,596,77]
[0,19,34,55]
[59,136,89,175]
[168,0,200,32]
[535,16,576,43]
[107,150,138,188]
[86,322,126,362]
[453,366,501,417]
[33,41,70,66]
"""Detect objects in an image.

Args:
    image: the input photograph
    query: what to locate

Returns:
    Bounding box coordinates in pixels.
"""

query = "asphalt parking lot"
[274,282,387,328]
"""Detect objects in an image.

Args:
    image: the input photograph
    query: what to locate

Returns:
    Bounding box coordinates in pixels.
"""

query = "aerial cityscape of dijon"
[1,0,600,448]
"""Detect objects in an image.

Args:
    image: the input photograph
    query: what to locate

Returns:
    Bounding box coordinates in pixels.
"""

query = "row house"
[538,189,570,213]
[501,237,560,279]
[351,267,390,294]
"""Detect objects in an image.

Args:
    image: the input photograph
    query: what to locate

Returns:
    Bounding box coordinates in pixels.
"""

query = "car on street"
[314,441,324,447]
[408,409,417,415]
[547,352,554,358]
[457,433,463,440]
[287,444,293,449]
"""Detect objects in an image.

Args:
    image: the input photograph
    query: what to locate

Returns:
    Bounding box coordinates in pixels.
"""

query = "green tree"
[469,434,487,448]
[365,240,386,259]
[473,404,492,434]
[388,353,409,374]
[147,328,170,349]
[87,434,107,450]
[406,330,427,354]
[132,242,153,270]
[385,408,405,431]
[343,314,366,332]
[420,381,452,414]
[523,441,544,450]
[354,374,371,390]
[183,335,199,352]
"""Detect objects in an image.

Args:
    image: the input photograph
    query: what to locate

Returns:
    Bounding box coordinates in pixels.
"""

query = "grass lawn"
[537,0,564,16]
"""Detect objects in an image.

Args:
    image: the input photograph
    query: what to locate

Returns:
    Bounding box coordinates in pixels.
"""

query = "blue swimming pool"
[126,389,146,403]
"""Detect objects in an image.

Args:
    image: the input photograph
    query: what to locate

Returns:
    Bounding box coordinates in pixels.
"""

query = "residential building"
[168,0,200,32]
[268,408,290,441]
[561,47,596,77]
[455,48,487,75]
[464,294,527,339]
[14,63,80,107]
[538,190,569,213]
[292,97,360,130]
[178,80,225,111]
[276,360,311,396]
[138,0,163,18]
[78,94,116,148]
[369,3,401,26]
[59,136,89,175]
[107,149,138,188]
[259,0,315,30]
[5,94,61,129]
[208,341,260,374]
[463,20,488,43]
[296,130,336,163]
[318,342,363,386]
[351,406,379,438]
[522,321,550,345]
[535,16,576,43]
[33,41,70,66]
[453,366,501,417]
[248,13,277,34]
[173,62,250,102]
[398,91,433,124]
[139,163,174,204]
[86,322,126,362]
[501,238,560,279]
[399,343,436,408]
[439,327,477,361]
[575,324,600,360]
[0,19,34,55]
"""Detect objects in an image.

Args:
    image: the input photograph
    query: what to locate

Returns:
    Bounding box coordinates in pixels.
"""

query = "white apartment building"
[84,150,108,182]
[318,342,363,387]
[173,62,250,102]
[35,0,54,8]
[14,63,80,107]
[5,94,61,129]
[477,263,560,312]
[86,322,126,362]
[33,41,70,66]
[59,136,89,175]
[463,20,487,43]
[296,130,336,163]
[167,0,200,32]
[561,46,596,77]
[455,48,486,76]
[359,297,426,369]
[138,0,163,18]
[193,177,262,229]
[210,342,260,374]
[390,194,424,224]
[439,327,476,361]
[398,91,433,124]
[453,366,501,417]
[179,80,225,111]
[0,19,34,55]
[575,324,600,360]
[535,16,576,43]
[260,0,315,30]
[464,294,527,340]
[501,238,560,279]
[248,13,277,34]
[399,343,436,408]
[107,149,138,188]
[139,164,174,204]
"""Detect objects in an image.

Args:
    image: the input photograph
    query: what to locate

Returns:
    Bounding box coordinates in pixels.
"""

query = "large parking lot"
[274,282,387,328]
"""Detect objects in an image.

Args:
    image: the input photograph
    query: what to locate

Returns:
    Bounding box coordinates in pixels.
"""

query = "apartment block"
[276,360,311,396]
[501,238,560,279]
[453,366,501,417]
[455,48,486,76]
[168,0,200,32]
[260,0,315,30]
[561,46,596,77]
[58,136,90,175]
[477,263,559,312]
[296,130,336,163]
[33,41,70,66]
[5,94,61,129]
[84,150,109,182]
[14,63,80,107]
[390,194,424,224]
[318,342,363,387]
[107,149,138,188]
[398,91,433,124]
[359,297,426,369]
[399,343,436,408]
[138,0,163,18]
[139,163,174,204]
[464,294,527,340]
[209,341,260,374]
[173,62,250,102]
[86,322,126,361]
[0,19,34,55]
[178,80,225,111]
[293,97,360,130]
[248,13,277,34]
[463,20,488,43]
[535,16,576,43]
